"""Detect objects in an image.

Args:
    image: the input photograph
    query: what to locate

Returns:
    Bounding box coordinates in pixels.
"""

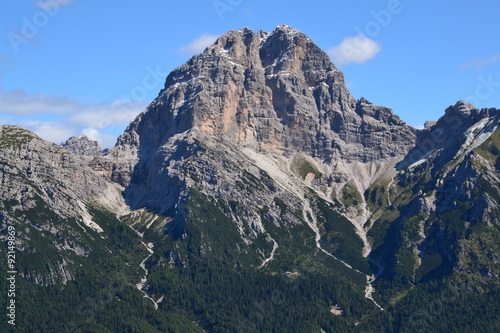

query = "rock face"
[118,25,414,161]
[0,126,111,218]
[114,25,416,224]
[61,135,103,156]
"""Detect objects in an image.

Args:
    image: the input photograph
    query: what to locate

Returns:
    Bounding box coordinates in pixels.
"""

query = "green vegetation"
[0,126,38,150]
[2,132,500,332]
[0,201,202,332]
[357,280,500,332]
[291,155,323,180]
[474,128,500,164]
[148,259,373,333]
[133,189,378,332]
[416,253,443,282]
[316,199,369,274]
[340,181,363,207]
[394,247,418,283]
[364,178,392,213]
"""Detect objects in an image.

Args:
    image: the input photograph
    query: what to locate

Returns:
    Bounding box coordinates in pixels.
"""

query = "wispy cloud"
[68,100,148,129]
[460,54,500,72]
[17,120,77,144]
[328,35,381,66]
[81,127,117,148]
[0,87,147,148]
[178,33,219,57]
[0,89,78,116]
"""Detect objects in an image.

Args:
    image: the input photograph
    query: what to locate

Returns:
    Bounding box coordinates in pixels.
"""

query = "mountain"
[61,135,104,156]
[369,101,500,292]
[1,25,499,332]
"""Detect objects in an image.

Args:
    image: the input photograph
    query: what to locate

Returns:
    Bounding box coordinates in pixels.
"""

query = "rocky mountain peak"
[437,100,499,133]
[110,25,417,227]
[399,101,500,169]
[61,135,102,156]
[116,25,413,165]
[442,100,477,124]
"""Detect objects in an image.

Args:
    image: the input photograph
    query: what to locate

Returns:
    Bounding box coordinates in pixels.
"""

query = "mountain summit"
[1,25,499,332]
[118,25,414,159]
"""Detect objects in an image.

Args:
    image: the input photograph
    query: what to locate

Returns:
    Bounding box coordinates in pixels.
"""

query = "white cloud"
[0,87,147,148]
[81,128,118,149]
[68,100,148,129]
[328,35,381,66]
[460,54,500,72]
[101,133,118,149]
[178,33,219,57]
[82,127,100,141]
[0,88,77,116]
[19,120,76,144]
[0,88,146,128]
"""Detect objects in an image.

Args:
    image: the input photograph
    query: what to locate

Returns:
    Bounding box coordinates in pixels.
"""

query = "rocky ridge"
[61,135,103,156]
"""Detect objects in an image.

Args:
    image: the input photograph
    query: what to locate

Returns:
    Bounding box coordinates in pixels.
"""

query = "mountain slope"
[0,126,204,332]
[1,25,499,332]
[367,102,500,300]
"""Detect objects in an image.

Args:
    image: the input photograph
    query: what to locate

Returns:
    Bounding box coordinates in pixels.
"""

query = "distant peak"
[274,24,301,35]
[444,100,476,120]
[454,100,475,110]
[61,135,102,156]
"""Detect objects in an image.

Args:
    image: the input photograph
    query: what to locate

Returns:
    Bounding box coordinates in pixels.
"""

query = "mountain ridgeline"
[1,25,499,332]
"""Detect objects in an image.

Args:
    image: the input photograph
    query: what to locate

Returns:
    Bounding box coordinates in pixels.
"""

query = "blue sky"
[1,0,499,148]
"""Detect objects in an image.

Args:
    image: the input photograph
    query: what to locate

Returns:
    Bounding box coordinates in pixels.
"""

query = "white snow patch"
[276,24,301,37]
[259,32,270,45]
